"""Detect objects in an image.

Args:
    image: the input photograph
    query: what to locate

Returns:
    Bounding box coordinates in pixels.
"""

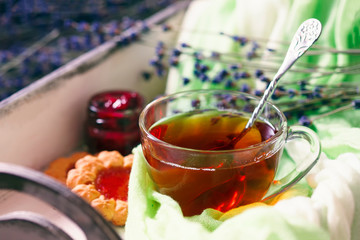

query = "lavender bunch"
[144,25,360,126]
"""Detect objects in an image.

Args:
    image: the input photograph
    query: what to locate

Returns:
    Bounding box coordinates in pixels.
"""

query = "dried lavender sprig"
[155,25,360,55]
[273,85,359,102]
[281,94,356,115]
[175,43,332,73]
[139,36,320,69]
[218,31,360,54]
[145,49,360,97]
[144,40,360,81]
[298,99,360,126]
[146,48,359,95]
[146,24,360,76]
[138,38,360,82]
[271,83,358,112]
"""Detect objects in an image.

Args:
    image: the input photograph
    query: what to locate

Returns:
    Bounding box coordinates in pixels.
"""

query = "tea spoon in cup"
[214,18,322,150]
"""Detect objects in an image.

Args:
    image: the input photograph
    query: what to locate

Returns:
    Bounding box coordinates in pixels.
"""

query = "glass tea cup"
[139,89,320,216]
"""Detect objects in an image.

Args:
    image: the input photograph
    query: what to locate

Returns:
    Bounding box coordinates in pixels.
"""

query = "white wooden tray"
[0,2,188,239]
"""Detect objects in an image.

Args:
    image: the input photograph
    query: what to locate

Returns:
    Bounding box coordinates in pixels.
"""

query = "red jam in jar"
[85,90,144,155]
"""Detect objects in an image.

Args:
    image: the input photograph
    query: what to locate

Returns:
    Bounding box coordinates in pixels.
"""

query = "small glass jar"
[85,90,144,155]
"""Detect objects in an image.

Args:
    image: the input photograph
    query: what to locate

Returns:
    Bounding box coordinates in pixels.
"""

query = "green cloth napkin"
[125,0,360,239]
[125,146,330,240]
[125,145,360,240]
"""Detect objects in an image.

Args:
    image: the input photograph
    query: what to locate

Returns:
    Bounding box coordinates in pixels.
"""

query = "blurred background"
[0,0,176,101]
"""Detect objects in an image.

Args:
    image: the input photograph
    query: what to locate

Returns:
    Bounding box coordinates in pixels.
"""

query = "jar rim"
[88,90,144,114]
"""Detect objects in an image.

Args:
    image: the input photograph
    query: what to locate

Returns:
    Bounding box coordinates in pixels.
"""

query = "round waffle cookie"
[66,151,133,226]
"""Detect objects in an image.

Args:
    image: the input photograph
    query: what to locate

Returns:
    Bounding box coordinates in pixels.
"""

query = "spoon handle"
[245,18,322,129]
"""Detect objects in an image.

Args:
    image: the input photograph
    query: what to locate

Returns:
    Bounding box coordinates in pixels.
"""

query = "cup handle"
[262,125,321,201]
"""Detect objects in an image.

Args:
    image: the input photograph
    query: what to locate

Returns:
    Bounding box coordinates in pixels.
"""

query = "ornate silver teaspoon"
[245,18,322,129]
[215,18,322,150]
